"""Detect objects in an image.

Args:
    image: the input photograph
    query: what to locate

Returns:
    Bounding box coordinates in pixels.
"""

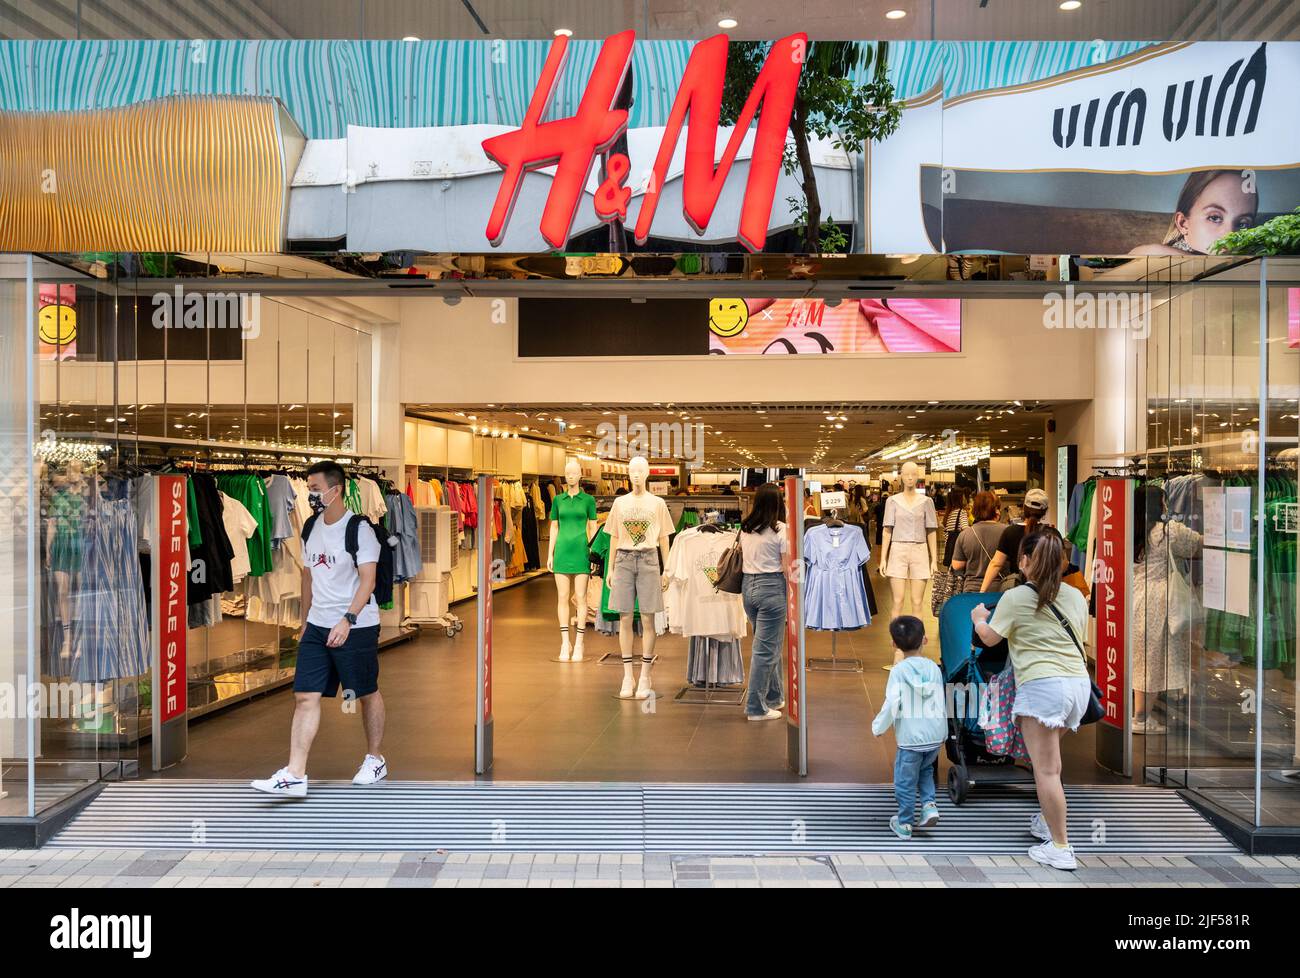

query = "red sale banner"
[157,474,188,724]
[1094,479,1130,730]
[481,477,494,724]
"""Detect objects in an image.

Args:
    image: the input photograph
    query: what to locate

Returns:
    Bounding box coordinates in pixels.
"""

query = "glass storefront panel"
[16,260,379,810]
[1138,259,1300,830]
[1,258,38,815]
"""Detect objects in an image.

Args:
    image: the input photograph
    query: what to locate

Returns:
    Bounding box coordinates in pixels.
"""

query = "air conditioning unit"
[406,507,463,635]
[415,506,456,575]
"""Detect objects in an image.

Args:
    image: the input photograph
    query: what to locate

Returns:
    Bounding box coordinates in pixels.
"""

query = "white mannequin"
[605,456,670,699]
[548,460,597,661]
[879,461,938,666]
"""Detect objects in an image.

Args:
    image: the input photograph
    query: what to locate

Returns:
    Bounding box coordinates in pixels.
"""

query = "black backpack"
[301,512,396,607]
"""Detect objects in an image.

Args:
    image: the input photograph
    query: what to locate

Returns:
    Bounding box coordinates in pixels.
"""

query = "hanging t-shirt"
[219,492,259,582]
[667,531,747,638]
[608,492,672,551]
[304,514,381,628]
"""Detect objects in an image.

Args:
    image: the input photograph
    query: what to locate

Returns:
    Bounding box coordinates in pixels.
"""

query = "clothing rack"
[672,513,747,706]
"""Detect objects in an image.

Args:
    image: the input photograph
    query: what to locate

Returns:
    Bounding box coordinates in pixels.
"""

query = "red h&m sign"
[482,32,807,252]
[157,475,188,724]
[1094,479,1129,730]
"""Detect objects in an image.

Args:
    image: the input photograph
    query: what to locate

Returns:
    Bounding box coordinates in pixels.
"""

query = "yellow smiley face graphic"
[38,303,77,346]
[708,298,749,338]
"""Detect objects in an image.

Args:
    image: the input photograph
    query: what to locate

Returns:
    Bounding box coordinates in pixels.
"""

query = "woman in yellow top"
[972,529,1090,873]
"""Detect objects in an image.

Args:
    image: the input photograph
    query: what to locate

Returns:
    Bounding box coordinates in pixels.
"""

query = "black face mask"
[307,486,337,514]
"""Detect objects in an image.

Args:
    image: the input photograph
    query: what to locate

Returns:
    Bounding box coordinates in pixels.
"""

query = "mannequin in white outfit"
[879,461,938,666]
[605,456,671,700]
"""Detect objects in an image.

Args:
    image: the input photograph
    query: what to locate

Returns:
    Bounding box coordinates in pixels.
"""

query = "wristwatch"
[343,612,358,625]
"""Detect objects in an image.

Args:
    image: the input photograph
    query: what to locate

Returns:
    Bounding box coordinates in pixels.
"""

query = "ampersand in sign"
[594,153,632,222]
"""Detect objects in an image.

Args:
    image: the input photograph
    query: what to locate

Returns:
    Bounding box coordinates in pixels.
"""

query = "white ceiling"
[4,0,1298,40]
[407,399,1058,470]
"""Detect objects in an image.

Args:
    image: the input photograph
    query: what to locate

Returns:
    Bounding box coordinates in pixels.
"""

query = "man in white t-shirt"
[251,462,387,797]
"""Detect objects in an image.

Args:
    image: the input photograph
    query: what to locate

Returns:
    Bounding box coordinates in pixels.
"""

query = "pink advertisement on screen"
[709,297,961,355]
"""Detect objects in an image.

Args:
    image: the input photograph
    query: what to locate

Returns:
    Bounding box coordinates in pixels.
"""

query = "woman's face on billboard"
[1177,172,1257,252]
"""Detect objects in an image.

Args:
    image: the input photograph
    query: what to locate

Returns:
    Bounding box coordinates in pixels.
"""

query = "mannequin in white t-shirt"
[879,461,938,666]
[548,459,598,661]
[605,456,672,700]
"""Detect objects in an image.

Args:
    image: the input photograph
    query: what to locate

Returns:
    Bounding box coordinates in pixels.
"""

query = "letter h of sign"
[482,32,806,252]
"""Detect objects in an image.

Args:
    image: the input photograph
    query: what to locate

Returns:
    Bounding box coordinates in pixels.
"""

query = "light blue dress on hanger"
[803,523,872,631]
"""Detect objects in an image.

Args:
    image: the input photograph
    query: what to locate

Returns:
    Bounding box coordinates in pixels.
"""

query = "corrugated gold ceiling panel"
[0,95,292,252]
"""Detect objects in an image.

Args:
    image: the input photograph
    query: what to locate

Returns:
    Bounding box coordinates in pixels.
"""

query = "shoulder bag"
[714,528,745,594]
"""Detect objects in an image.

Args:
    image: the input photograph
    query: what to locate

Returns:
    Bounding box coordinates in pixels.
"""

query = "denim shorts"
[294,622,380,698]
[1012,676,1092,731]
[608,548,664,614]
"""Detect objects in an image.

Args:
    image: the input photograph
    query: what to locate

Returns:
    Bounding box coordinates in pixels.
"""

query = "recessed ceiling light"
[718,17,738,29]
[885,9,907,19]
[1059,1,1082,10]
[554,27,573,37]
[402,35,420,42]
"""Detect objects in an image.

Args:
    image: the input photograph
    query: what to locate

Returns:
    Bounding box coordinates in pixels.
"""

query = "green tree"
[721,40,901,253]
[1212,207,1300,256]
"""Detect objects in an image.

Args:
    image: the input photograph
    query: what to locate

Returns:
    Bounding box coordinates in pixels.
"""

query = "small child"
[872,616,947,839]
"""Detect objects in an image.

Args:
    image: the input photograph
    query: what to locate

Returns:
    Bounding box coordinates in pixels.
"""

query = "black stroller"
[938,591,1035,804]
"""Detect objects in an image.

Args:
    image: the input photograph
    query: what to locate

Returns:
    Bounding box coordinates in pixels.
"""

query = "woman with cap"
[980,488,1051,593]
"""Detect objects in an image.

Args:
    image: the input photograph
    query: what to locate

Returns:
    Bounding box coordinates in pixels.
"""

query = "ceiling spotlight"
[718,17,738,29]
[554,27,573,37]
[1059,1,1082,10]
[402,35,420,42]
[885,9,907,19]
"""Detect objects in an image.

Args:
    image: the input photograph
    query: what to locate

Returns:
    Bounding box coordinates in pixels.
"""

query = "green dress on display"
[549,489,597,574]
[49,487,84,573]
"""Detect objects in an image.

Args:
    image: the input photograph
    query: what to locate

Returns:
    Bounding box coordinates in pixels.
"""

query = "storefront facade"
[1,10,1298,849]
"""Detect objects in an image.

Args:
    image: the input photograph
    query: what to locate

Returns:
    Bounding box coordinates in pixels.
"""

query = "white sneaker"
[1028,840,1077,871]
[352,754,388,785]
[250,767,307,798]
[618,677,636,699]
[748,708,782,721]
[1029,812,1052,842]
[635,678,654,701]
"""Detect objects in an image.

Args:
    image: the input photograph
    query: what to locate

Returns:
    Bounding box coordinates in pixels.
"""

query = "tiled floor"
[162,568,1128,786]
[2,847,1297,888]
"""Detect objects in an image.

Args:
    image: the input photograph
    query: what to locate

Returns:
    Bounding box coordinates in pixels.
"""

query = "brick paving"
[1,848,1297,888]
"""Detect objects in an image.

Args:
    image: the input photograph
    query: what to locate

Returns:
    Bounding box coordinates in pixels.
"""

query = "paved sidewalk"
[1,848,1298,888]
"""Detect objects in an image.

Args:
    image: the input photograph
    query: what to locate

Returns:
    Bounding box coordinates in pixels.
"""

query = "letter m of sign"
[482,32,806,252]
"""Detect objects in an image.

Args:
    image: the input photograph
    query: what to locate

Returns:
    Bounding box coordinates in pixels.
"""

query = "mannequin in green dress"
[548,460,598,661]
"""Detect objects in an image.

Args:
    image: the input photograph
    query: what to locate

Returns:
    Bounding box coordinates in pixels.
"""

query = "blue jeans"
[893,747,939,825]
[742,572,787,717]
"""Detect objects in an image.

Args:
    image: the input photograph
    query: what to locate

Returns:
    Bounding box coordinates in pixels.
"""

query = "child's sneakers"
[888,816,913,840]
[919,802,941,827]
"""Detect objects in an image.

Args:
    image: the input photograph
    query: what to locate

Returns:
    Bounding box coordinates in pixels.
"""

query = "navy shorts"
[294,622,380,698]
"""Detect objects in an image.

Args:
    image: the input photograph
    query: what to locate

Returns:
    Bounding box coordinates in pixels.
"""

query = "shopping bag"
[979,667,1029,760]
